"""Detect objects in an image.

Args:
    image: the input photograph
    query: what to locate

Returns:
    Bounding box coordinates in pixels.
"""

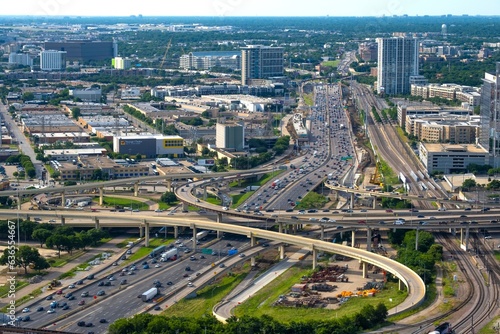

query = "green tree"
[32,228,52,247]
[46,234,70,258]
[0,245,44,274]
[32,256,50,272]
[462,178,477,191]
[161,192,177,204]
[71,107,81,119]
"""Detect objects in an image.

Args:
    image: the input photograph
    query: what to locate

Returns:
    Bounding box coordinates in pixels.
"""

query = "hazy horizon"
[4,0,500,18]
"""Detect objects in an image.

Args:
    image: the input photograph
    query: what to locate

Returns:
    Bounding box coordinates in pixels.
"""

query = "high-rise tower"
[241,45,283,85]
[479,62,500,167]
[376,37,419,95]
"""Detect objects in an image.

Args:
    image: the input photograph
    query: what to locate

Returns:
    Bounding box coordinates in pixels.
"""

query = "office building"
[419,143,488,174]
[113,57,133,70]
[358,42,378,62]
[479,63,500,166]
[43,40,117,62]
[69,88,102,102]
[376,37,419,95]
[113,135,184,158]
[216,123,244,151]
[40,50,66,71]
[241,45,283,85]
[8,53,32,66]
[179,51,241,70]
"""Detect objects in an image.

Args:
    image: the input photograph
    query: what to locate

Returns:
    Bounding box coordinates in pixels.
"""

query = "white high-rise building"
[376,37,419,95]
[479,62,500,167]
[114,57,132,70]
[8,53,32,66]
[40,50,66,71]
[216,123,244,151]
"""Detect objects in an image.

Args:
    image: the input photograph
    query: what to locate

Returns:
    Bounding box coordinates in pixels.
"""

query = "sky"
[5,0,500,17]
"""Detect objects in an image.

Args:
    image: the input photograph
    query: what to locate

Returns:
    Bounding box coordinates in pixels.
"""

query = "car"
[464,208,471,211]
[97,290,105,296]
[219,263,225,268]
[120,279,127,285]
[491,220,498,223]
[417,215,425,218]
[360,209,367,212]
[419,221,428,225]
[485,236,493,239]
[22,316,30,322]
[64,293,73,298]
[357,220,366,224]
[187,282,194,287]
[154,209,163,213]
[56,289,63,295]
[46,295,53,300]
[378,221,386,225]
[77,321,86,327]
[185,266,191,271]
[62,305,70,310]
[470,221,478,225]
[37,306,44,312]
[77,280,84,285]
[87,274,95,280]
[394,220,405,225]
[86,322,93,327]
[47,309,56,314]
[385,209,393,213]
[155,264,160,268]
[68,295,76,300]
[239,253,246,258]
[128,271,135,275]
[460,215,468,218]
[460,221,469,225]
[104,281,112,286]
[308,217,318,221]
[100,319,107,323]
[200,255,206,259]
[68,284,75,289]
[439,221,448,225]
[167,281,173,285]
[22,307,30,313]
[78,300,85,305]
[97,281,104,286]
[81,291,89,297]
[108,276,115,281]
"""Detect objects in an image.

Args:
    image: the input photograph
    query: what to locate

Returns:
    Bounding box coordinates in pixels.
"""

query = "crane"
[160,38,172,69]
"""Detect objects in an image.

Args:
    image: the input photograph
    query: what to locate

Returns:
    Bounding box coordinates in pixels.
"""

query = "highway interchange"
[3,82,500,333]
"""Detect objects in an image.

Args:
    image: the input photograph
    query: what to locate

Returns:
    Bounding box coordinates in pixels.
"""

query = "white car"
[222,207,228,211]
[155,264,160,268]
[22,308,30,313]
[393,220,405,225]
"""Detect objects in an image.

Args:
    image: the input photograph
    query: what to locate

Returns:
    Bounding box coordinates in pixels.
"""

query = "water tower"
[441,23,447,35]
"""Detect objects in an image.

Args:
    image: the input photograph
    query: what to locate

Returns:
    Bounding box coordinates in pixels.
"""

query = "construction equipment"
[370,162,382,186]
[160,38,172,69]
[48,279,61,289]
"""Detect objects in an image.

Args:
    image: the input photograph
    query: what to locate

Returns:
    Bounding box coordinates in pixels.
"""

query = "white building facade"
[40,50,67,71]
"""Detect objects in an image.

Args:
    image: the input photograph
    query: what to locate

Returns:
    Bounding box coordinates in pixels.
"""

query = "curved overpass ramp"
[0,210,425,315]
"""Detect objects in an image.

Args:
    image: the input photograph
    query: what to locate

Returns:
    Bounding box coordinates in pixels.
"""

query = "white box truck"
[141,287,158,302]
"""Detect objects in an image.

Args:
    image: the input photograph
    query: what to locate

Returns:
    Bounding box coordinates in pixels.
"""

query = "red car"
[385,209,393,213]
[357,220,366,224]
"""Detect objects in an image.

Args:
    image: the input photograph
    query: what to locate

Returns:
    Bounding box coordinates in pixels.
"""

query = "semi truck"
[244,186,260,191]
[196,230,209,240]
[150,245,166,258]
[141,287,158,302]
[271,179,281,188]
[160,248,178,261]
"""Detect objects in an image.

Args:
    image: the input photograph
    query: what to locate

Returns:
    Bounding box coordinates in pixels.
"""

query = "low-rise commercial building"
[419,143,489,174]
[113,135,184,158]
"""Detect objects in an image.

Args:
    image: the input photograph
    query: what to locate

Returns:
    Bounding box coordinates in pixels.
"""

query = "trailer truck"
[141,287,158,302]
[150,245,166,258]
[244,186,260,191]
[160,248,178,261]
[196,230,209,240]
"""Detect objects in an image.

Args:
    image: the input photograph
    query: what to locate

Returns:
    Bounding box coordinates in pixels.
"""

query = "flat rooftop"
[423,143,488,153]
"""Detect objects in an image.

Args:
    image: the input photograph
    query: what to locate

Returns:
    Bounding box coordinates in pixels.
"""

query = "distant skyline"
[5,0,500,18]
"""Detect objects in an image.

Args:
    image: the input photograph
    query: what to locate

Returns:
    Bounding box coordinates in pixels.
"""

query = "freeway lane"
[0,209,426,316]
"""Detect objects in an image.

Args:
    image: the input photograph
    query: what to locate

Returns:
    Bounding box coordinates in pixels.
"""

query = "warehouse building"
[113,135,184,158]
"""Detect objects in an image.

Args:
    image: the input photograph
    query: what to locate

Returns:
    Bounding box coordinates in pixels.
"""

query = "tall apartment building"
[216,123,244,151]
[241,45,283,85]
[376,37,419,95]
[479,62,500,166]
[8,53,33,66]
[179,51,240,70]
[40,50,67,71]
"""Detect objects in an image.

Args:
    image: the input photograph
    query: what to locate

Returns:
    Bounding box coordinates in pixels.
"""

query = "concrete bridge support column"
[250,234,256,267]
[144,222,150,247]
[278,222,284,234]
[372,196,377,209]
[351,230,356,248]
[99,187,104,206]
[182,202,188,211]
[450,228,456,236]
[320,225,325,241]
[61,192,65,207]
[312,249,317,270]
[94,218,100,230]
[415,228,419,251]
[460,228,463,244]
[216,213,223,238]
[139,225,143,238]
[174,226,179,239]
[362,261,367,278]
[134,182,139,197]
[279,245,285,260]
[166,180,172,192]
[350,193,355,209]
[60,217,65,225]
[17,196,21,210]
[203,186,207,200]
[464,227,470,251]
[192,225,197,252]
[398,279,403,291]
[367,228,372,252]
